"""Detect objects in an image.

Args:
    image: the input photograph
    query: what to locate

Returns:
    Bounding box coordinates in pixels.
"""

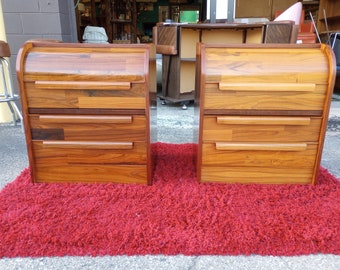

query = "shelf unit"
[317,0,340,33]
[75,0,111,42]
[75,0,137,43]
[111,0,137,43]
[301,1,320,21]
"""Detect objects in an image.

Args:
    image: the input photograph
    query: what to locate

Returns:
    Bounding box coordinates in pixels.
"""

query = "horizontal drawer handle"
[35,81,131,90]
[39,115,132,124]
[215,142,307,151]
[43,141,133,150]
[219,82,316,92]
[216,116,311,125]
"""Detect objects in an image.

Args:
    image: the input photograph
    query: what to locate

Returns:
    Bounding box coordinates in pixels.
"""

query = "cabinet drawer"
[203,82,327,111]
[200,143,318,184]
[202,116,322,142]
[32,141,147,165]
[201,142,317,169]
[20,43,150,110]
[200,166,314,184]
[29,114,147,142]
[24,81,147,110]
[33,163,148,184]
[201,45,330,112]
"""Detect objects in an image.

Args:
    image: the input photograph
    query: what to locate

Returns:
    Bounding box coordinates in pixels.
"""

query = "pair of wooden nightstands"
[17,41,336,185]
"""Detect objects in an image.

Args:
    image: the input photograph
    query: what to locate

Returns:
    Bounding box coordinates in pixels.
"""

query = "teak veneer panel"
[34,164,148,184]
[17,41,152,184]
[197,44,336,184]
[33,141,147,165]
[202,143,318,169]
[200,166,314,185]
[202,116,322,142]
[30,114,147,142]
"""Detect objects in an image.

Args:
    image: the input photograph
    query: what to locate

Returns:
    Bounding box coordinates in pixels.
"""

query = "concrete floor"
[0,97,339,269]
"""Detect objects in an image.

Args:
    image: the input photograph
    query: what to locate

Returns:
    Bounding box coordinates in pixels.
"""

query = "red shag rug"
[1,143,339,258]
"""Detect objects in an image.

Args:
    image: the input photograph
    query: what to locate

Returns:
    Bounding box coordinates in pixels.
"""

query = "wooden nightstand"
[196,43,336,184]
[17,41,154,184]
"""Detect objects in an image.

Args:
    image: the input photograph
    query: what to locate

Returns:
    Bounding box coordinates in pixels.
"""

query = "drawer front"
[20,44,150,110]
[200,166,314,184]
[31,141,148,184]
[203,82,327,111]
[33,163,148,184]
[29,114,147,142]
[201,142,317,169]
[200,46,331,112]
[32,141,147,165]
[24,81,147,110]
[202,116,322,143]
[200,143,318,184]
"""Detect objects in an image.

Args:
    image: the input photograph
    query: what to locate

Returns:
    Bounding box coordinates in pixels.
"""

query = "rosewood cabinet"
[196,43,336,184]
[16,41,153,184]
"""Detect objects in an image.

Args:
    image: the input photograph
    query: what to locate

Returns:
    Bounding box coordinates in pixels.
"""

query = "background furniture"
[16,41,154,184]
[317,0,340,34]
[317,0,340,92]
[155,21,294,107]
[273,2,302,44]
[274,8,317,44]
[196,43,336,184]
[111,0,137,43]
[75,0,137,43]
[235,0,297,20]
[0,40,22,126]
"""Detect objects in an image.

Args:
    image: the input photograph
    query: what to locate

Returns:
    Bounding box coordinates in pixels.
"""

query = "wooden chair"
[0,40,22,126]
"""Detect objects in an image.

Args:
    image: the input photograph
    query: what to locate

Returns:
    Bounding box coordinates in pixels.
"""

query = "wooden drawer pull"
[43,141,133,150]
[215,142,307,151]
[39,115,132,124]
[219,82,316,92]
[35,81,131,90]
[216,116,311,125]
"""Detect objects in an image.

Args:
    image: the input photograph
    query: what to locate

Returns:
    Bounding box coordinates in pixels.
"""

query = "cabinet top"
[158,21,294,30]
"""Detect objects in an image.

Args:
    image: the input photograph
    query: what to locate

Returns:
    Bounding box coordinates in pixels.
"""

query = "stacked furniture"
[16,41,153,184]
[196,43,336,184]
[274,9,316,44]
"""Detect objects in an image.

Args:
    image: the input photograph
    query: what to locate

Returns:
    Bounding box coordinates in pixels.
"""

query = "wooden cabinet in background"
[111,0,137,43]
[236,0,297,20]
[74,0,137,43]
[271,0,298,19]
[236,0,272,19]
[75,0,111,42]
[317,0,340,33]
